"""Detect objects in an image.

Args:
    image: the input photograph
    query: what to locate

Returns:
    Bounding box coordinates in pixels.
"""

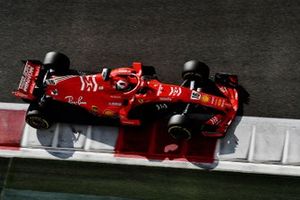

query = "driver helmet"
[116,79,129,91]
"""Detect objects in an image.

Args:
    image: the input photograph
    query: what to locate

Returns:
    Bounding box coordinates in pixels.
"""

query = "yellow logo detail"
[201,95,210,103]
[103,110,115,117]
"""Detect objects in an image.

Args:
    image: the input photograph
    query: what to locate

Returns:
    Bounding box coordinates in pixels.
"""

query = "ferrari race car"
[13,52,239,140]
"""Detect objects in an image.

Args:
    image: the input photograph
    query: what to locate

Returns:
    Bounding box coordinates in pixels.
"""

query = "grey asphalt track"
[0,0,299,118]
[1,158,300,200]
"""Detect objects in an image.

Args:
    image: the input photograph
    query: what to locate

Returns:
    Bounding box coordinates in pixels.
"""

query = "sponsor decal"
[117,69,131,73]
[108,102,122,106]
[157,84,163,96]
[65,96,87,105]
[159,97,172,101]
[103,109,116,117]
[190,91,201,100]
[209,116,220,125]
[211,96,216,104]
[201,94,211,103]
[156,103,168,110]
[80,75,98,92]
[169,86,182,96]
[19,64,34,92]
[217,99,224,107]
[110,95,122,99]
[50,76,77,85]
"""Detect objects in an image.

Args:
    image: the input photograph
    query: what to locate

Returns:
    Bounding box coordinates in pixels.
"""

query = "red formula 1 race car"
[13,52,239,140]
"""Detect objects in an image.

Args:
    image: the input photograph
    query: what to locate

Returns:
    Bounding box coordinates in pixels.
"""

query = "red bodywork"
[14,61,238,137]
[13,61,41,100]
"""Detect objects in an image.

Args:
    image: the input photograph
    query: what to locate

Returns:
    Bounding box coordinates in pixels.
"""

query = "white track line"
[1,102,300,177]
[0,148,300,177]
[0,102,28,110]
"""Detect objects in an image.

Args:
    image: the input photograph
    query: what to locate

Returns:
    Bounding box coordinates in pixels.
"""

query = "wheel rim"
[168,126,192,140]
[26,115,50,129]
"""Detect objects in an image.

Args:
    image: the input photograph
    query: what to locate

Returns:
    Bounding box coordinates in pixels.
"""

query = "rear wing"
[12,61,42,100]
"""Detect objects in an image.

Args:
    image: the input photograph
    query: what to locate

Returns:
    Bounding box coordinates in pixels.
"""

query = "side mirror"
[102,68,111,81]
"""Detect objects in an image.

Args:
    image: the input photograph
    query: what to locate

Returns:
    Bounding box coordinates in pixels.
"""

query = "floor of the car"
[42,100,120,126]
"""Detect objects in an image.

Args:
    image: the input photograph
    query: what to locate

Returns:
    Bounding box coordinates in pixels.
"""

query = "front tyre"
[182,60,209,82]
[26,104,51,129]
[168,114,193,140]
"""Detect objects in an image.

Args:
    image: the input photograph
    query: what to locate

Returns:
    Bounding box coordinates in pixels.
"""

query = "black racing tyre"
[182,60,209,82]
[168,114,193,140]
[43,51,70,74]
[26,104,51,129]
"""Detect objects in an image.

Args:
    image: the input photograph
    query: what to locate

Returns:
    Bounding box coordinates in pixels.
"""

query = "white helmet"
[116,79,129,90]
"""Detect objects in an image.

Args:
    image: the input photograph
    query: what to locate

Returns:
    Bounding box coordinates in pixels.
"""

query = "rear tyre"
[168,114,193,140]
[26,104,51,129]
[43,51,70,74]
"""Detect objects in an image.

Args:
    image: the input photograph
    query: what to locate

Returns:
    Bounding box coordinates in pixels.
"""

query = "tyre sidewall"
[168,114,193,140]
[26,104,51,129]
[26,113,51,129]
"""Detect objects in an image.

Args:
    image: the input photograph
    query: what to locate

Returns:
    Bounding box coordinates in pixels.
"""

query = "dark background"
[0,0,299,118]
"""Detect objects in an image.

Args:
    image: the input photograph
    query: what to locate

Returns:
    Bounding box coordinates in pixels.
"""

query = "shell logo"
[201,95,211,103]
